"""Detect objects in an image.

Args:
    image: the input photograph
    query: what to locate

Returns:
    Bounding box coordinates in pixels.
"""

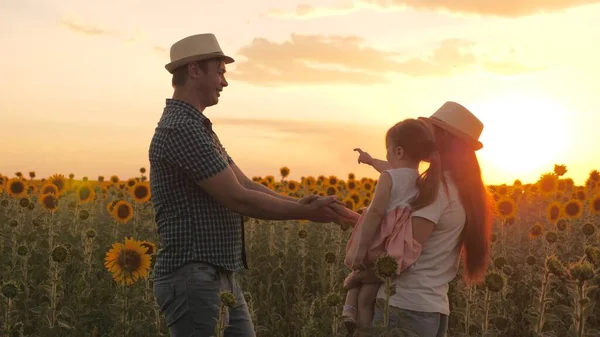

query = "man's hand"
[353,148,373,165]
[298,195,319,204]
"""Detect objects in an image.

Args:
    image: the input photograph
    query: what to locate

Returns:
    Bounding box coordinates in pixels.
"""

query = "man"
[149,33,356,337]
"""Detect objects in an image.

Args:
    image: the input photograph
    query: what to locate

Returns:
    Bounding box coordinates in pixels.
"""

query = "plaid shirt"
[149,99,247,278]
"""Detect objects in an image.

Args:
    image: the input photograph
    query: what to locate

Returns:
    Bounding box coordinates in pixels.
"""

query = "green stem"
[536,271,549,333]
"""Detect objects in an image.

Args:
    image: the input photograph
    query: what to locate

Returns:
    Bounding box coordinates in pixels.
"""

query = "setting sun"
[472,93,573,183]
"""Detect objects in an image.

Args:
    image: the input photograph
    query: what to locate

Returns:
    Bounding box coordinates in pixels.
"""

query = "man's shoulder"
[159,107,201,128]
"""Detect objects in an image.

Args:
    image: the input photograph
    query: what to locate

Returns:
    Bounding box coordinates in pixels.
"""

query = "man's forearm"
[232,188,310,220]
[246,180,298,202]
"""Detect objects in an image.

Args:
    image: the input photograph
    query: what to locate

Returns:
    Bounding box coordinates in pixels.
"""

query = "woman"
[355,101,495,337]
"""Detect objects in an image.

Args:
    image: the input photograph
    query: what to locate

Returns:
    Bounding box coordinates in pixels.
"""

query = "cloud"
[266,2,360,19]
[365,0,600,17]
[267,0,600,18]
[228,35,536,85]
[152,46,168,54]
[60,19,122,37]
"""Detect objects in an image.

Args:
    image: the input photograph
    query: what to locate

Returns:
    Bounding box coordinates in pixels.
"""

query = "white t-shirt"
[383,168,420,212]
[376,172,466,316]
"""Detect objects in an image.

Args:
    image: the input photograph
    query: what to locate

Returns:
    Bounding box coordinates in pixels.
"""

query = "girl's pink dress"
[343,168,423,274]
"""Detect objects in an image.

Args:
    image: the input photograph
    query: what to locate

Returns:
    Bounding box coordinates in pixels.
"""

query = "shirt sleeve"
[411,183,449,225]
[164,122,229,183]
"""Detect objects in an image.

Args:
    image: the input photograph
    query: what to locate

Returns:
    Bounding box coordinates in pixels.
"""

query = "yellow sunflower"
[496,198,517,220]
[546,201,562,224]
[349,193,360,204]
[111,200,134,224]
[39,193,58,212]
[302,176,316,188]
[110,175,120,184]
[104,237,151,286]
[279,167,290,178]
[589,194,600,215]
[6,178,27,198]
[347,180,358,191]
[537,173,558,196]
[40,182,59,196]
[126,178,137,189]
[106,200,119,214]
[326,175,338,187]
[259,178,274,190]
[77,185,96,204]
[286,180,300,194]
[140,241,157,255]
[325,186,337,196]
[343,197,356,211]
[48,174,67,196]
[563,199,583,219]
[27,184,38,195]
[130,181,151,203]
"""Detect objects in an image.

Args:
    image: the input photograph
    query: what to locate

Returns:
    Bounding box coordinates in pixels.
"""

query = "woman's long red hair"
[434,126,495,284]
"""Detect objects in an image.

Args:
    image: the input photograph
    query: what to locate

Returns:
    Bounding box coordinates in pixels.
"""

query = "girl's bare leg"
[342,286,360,336]
[344,268,381,290]
[356,283,380,336]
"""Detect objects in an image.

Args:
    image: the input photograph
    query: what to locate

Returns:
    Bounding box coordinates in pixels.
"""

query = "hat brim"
[165,53,235,73]
[418,116,483,151]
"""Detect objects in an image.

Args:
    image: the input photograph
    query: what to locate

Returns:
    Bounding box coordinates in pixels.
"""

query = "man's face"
[192,59,228,108]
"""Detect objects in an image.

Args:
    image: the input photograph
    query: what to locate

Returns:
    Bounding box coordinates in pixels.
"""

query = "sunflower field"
[0,165,599,337]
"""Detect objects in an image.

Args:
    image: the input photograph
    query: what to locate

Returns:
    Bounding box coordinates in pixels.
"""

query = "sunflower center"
[550,206,559,220]
[117,204,131,219]
[10,182,25,194]
[499,201,514,216]
[42,195,57,209]
[565,202,580,216]
[134,186,148,199]
[79,187,91,200]
[117,249,142,273]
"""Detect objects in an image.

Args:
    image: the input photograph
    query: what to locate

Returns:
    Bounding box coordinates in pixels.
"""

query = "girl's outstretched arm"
[350,171,392,269]
[353,148,392,173]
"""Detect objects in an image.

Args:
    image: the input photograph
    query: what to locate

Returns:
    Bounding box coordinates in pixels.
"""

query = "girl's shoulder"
[383,168,420,197]
[383,167,420,183]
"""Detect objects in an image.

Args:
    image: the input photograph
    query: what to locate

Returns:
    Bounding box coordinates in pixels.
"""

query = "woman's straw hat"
[165,33,235,73]
[419,101,484,150]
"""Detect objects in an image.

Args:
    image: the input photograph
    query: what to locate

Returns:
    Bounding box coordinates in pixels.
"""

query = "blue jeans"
[372,299,448,337]
[153,262,255,337]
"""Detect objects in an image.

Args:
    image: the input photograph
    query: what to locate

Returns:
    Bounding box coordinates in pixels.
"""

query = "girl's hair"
[433,126,495,284]
[386,119,442,211]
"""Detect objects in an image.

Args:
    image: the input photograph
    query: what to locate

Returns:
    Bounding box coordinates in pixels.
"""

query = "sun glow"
[471,93,572,184]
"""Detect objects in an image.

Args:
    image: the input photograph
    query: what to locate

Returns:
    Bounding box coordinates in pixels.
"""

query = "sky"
[1,0,600,186]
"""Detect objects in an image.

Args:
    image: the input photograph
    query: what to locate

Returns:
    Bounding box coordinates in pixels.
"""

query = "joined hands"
[297,194,359,228]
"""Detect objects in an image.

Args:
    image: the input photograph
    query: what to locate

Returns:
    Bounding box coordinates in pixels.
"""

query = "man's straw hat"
[165,33,234,73]
[419,101,484,151]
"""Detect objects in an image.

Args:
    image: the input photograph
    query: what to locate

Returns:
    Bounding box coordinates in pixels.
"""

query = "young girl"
[341,118,442,336]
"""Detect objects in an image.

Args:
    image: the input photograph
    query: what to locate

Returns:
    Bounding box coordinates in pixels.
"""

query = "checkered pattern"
[149,99,247,278]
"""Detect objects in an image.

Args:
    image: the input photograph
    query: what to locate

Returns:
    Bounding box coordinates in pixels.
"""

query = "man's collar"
[166,98,213,132]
